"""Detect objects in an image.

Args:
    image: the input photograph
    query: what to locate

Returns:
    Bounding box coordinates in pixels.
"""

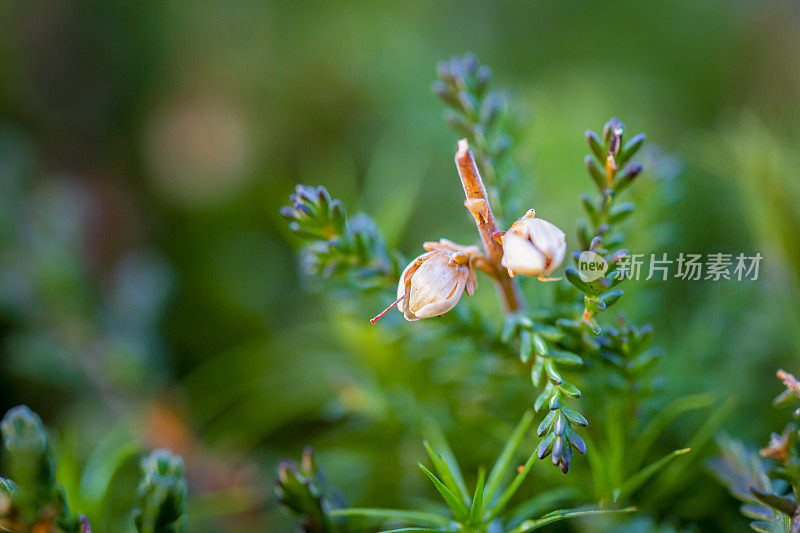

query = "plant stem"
[455,139,524,313]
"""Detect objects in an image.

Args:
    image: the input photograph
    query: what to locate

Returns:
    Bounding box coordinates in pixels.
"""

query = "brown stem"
[455,139,524,312]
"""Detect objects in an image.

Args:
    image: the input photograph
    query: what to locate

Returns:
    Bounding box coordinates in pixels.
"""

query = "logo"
[576,251,608,282]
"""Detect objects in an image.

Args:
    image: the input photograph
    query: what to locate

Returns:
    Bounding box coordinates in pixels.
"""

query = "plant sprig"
[502,313,588,474]
[712,370,800,532]
[133,449,188,533]
[281,184,401,290]
[0,405,188,533]
[275,447,345,533]
[567,118,645,335]
[433,53,521,220]
[332,411,633,531]
[0,406,87,533]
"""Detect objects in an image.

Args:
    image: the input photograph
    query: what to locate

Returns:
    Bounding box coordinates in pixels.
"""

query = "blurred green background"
[0,0,799,531]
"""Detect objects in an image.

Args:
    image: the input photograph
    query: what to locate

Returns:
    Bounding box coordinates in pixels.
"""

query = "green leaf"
[548,350,583,366]
[537,411,555,437]
[615,448,691,501]
[531,357,544,388]
[534,385,551,412]
[531,333,548,356]
[484,411,534,506]
[584,156,606,190]
[581,194,600,225]
[537,434,555,460]
[501,315,519,343]
[749,521,783,533]
[559,383,581,398]
[618,133,646,165]
[0,477,17,495]
[608,202,635,224]
[629,347,662,373]
[581,432,609,501]
[566,427,586,455]
[565,268,591,293]
[507,487,578,528]
[80,431,139,505]
[332,508,451,527]
[469,468,486,524]
[418,464,468,520]
[614,163,643,193]
[647,395,738,502]
[510,506,636,532]
[544,359,563,384]
[561,407,588,427]
[487,450,537,520]
[519,329,532,364]
[423,441,469,505]
[134,449,188,533]
[599,290,624,308]
[629,393,715,471]
[381,527,447,533]
[586,130,605,162]
[772,389,798,409]
[421,423,469,504]
[748,488,798,516]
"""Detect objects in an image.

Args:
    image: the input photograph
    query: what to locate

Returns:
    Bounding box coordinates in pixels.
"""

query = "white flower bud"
[396,240,478,321]
[498,209,566,280]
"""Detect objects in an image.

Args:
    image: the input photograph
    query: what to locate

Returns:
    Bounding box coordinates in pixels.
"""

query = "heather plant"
[277,53,726,531]
[0,405,187,533]
[712,369,800,532]
[0,2,796,532]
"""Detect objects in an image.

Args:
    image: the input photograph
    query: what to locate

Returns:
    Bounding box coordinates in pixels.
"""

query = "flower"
[496,209,566,280]
[778,369,800,392]
[759,427,794,462]
[393,240,479,321]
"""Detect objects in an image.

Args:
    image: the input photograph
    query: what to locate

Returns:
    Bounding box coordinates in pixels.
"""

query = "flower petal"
[501,232,546,276]
[413,272,467,318]
[531,218,566,256]
[397,251,434,316]
[546,240,567,274]
[408,252,460,313]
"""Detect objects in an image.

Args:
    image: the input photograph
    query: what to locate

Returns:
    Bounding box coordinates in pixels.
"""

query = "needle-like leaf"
[485,411,534,505]
[423,441,469,505]
[487,450,536,520]
[510,506,636,532]
[332,508,451,527]
[469,467,486,524]
[615,448,691,501]
[418,464,468,520]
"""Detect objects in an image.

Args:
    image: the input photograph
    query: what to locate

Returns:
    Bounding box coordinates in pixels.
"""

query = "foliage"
[432,53,521,220]
[281,185,401,290]
[276,53,726,531]
[712,370,800,532]
[274,446,347,533]
[133,450,188,533]
[332,411,633,532]
[0,405,86,532]
[0,406,187,533]
[0,2,797,530]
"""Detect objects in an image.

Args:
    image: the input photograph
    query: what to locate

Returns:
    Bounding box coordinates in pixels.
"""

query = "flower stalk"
[455,139,524,313]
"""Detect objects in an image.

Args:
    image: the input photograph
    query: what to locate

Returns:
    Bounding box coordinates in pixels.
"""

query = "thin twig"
[455,139,524,312]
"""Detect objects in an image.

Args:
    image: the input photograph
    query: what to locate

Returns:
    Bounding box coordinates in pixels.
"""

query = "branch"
[455,139,524,312]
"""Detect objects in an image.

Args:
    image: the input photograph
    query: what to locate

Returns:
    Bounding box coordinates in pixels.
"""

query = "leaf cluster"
[0,406,188,533]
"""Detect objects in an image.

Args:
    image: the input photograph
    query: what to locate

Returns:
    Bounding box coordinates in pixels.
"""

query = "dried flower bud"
[778,369,800,392]
[759,427,793,462]
[394,239,479,321]
[497,209,567,280]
